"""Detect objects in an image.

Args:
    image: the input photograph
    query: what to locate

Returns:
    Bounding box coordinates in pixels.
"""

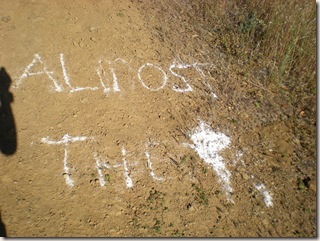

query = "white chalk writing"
[60,54,99,92]
[121,147,133,188]
[39,126,273,208]
[254,183,273,207]
[145,150,164,181]
[13,53,216,97]
[187,120,234,202]
[41,134,94,187]
[138,63,168,91]
[15,54,63,92]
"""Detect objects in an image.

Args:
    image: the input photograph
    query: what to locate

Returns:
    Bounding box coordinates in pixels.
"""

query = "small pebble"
[242,173,250,180]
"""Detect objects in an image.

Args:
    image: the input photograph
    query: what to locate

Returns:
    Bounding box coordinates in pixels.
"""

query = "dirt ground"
[0,0,317,237]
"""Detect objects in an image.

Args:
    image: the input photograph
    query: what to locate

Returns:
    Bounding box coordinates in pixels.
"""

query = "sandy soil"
[0,0,316,237]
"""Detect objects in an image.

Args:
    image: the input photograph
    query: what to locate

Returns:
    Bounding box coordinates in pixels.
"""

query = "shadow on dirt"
[0,67,17,156]
[0,211,6,237]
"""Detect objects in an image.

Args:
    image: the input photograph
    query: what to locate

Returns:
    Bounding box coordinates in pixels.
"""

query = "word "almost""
[14,53,217,97]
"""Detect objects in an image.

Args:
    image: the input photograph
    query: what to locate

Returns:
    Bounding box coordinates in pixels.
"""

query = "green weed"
[192,183,208,205]
[105,173,110,182]
[117,11,124,17]
[153,218,161,233]
[173,229,184,236]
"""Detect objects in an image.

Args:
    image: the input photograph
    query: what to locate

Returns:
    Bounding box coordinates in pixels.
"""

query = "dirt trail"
[0,0,316,237]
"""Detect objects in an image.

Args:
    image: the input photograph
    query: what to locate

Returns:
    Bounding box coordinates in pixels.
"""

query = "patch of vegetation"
[147,188,165,210]
[297,177,311,191]
[203,0,316,189]
[192,183,208,205]
[172,229,184,237]
[133,216,139,227]
[117,11,124,17]
[153,218,161,233]
[202,166,208,174]
[180,155,188,164]
[132,188,168,235]
[180,154,195,165]
[210,0,315,86]
[105,173,110,182]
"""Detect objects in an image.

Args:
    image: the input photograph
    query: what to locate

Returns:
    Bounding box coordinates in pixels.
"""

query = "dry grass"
[140,0,316,171]
[208,0,316,89]
[203,0,316,178]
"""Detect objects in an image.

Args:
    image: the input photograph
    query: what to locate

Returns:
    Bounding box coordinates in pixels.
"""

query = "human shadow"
[0,211,6,237]
[0,67,17,155]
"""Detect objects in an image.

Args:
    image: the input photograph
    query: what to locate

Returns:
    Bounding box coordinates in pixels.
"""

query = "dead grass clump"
[209,0,315,88]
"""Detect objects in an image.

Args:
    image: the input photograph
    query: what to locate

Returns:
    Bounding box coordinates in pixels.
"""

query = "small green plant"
[202,167,208,174]
[192,183,208,205]
[297,178,305,191]
[147,188,165,211]
[105,173,110,182]
[173,229,183,236]
[117,11,124,17]
[180,155,188,164]
[153,218,161,233]
[133,216,139,227]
